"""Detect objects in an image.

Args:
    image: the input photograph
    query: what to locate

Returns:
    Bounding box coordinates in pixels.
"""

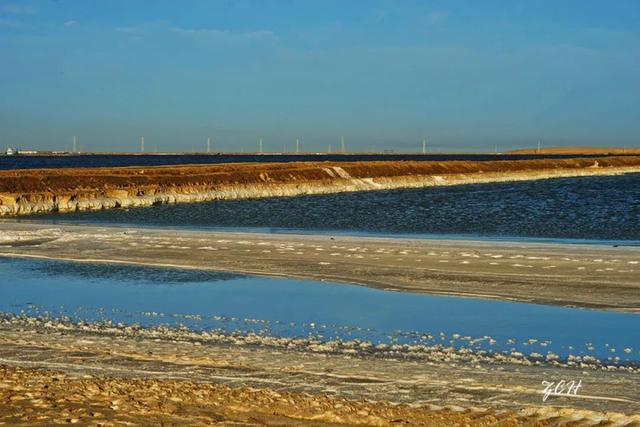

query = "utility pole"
[295,138,300,154]
[207,137,211,153]
[341,136,345,153]
[258,138,263,153]
[422,139,427,154]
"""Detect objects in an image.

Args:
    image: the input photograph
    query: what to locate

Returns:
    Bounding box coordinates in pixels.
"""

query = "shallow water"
[1,257,638,363]
[32,173,640,242]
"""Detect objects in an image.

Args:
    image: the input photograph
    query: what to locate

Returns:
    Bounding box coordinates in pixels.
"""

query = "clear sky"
[0,0,638,153]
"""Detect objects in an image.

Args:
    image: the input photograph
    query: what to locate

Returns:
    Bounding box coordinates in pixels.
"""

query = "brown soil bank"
[1,156,639,216]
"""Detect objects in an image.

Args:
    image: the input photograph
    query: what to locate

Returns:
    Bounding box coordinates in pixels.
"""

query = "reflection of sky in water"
[28,261,243,284]
[31,173,640,242]
[2,257,639,363]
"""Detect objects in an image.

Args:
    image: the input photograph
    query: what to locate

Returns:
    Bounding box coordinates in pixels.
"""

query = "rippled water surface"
[1,258,638,363]
[34,173,640,241]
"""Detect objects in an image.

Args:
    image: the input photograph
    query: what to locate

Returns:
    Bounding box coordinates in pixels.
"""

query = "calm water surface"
[33,173,640,242]
[1,257,638,363]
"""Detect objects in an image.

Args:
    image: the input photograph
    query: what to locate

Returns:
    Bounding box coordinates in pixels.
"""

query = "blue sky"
[0,0,638,152]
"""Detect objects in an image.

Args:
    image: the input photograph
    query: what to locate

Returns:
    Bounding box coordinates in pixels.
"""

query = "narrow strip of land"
[1,156,639,215]
[1,222,639,311]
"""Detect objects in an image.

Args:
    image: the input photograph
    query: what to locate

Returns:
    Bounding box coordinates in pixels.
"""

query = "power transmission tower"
[422,139,427,154]
[295,138,300,154]
[258,138,263,153]
[140,136,145,153]
[207,137,211,153]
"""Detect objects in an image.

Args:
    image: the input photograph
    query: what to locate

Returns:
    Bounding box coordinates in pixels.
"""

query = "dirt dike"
[1,156,639,215]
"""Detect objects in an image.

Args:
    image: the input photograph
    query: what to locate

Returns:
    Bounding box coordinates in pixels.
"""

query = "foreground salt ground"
[0,367,606,427]
[0,222,639,311]
[0,320,639,426]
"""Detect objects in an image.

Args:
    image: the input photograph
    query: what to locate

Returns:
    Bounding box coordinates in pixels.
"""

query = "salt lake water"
[1,257,638,363]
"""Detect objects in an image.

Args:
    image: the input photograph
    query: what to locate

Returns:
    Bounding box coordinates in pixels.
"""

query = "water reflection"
[27,260,243,284]
[2,257,639,363]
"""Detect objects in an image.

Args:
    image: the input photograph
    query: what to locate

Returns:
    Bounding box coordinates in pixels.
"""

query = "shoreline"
[1,222,639,312]
[1,312,637,371]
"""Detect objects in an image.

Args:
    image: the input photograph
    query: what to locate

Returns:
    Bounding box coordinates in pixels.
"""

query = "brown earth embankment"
[1,156,639,215]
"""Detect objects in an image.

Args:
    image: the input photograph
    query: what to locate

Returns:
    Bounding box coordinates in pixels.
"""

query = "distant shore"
[2,145,638,156]
[509,146,640,155]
